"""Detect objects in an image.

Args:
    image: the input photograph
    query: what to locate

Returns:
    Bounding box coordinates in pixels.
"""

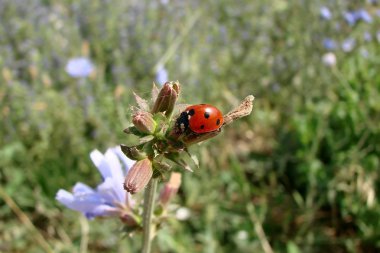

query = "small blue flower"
[56,147,135,219]
[343,11,358,26]
[322,38,337,50]
[357,9,372,23]
[155,65,168,86]
[320,6,332,20]
[341,38,356,52]
[65,57,94,78]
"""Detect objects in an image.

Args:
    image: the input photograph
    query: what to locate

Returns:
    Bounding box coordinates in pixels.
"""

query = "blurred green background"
[1,0,380,252]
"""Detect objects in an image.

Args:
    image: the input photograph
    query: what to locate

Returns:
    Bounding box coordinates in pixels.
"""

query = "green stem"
[141,178,158,253]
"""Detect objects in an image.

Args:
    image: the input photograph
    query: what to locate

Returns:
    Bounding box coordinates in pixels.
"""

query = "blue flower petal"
[72,182,95,194]
[320,6,332,20]
[85,205,120,219]
[322,38,337,50]
[56,188,103,213]
[90,149,113,179]
[341,38,356,52]
[112,146,135,174]
[357,9,372,23]
[104,149,125,185]
[155,65,168,86]
[57,147,137,219]
[344,11,358,26]
[96,177,124,205]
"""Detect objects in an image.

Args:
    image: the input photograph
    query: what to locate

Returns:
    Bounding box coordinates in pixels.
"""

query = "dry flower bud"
[132,111,156,134]
[159,172,182,205]
[223,95,254,125]
[151,81,180,116]
[123,158,153,194]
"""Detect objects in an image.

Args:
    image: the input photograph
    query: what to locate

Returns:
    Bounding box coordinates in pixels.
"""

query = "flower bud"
[123,158,153,194]
[151,81,180,116]
[132,111,156,134]
[159,172,182,206]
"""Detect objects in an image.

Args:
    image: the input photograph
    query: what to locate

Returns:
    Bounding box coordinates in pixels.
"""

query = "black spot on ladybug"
[200,125,205,129]
[188,109,195,116]
[216,119,220,125]
[204,112,210,119]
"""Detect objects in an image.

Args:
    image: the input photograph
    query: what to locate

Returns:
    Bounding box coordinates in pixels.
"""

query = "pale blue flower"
[363,32,372,42]
[56,147,135,219]
[65,57,94,78]
[155,64,168,86]
[360,48,369,58]
[341,38,356,52]
[320,6,332,20]
[356,9,372,23]
[322,38,337,50]
[344,11,358,26]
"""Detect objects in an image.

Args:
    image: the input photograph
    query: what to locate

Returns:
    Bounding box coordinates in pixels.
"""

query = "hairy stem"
[141,178,158,253]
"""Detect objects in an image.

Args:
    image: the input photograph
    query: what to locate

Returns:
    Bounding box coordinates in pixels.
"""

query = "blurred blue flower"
[356,9,372,23]
[341,38,356,52]
[343,11,358,26]
[320,6,332,20]
[155,64,168,86]
[360,48,369,58]
[56,147,135,219]
[65,57,94,78]
[363,32,372,42]
[322,38,337,50]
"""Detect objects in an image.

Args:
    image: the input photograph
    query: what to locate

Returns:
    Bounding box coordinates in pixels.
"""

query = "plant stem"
[141,178,158,253]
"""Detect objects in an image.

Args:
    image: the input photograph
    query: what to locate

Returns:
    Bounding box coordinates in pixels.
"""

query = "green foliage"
[1,0,380,252]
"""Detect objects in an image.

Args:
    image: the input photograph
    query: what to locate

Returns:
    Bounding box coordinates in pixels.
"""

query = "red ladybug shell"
[185,104,224,133]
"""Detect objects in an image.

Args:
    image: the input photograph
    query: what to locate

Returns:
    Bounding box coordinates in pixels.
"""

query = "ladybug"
[176,104,224,134]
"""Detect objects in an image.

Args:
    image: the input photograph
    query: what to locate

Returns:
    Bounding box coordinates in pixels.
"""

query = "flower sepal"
[120,144,148,161]
[152,160,172,179]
